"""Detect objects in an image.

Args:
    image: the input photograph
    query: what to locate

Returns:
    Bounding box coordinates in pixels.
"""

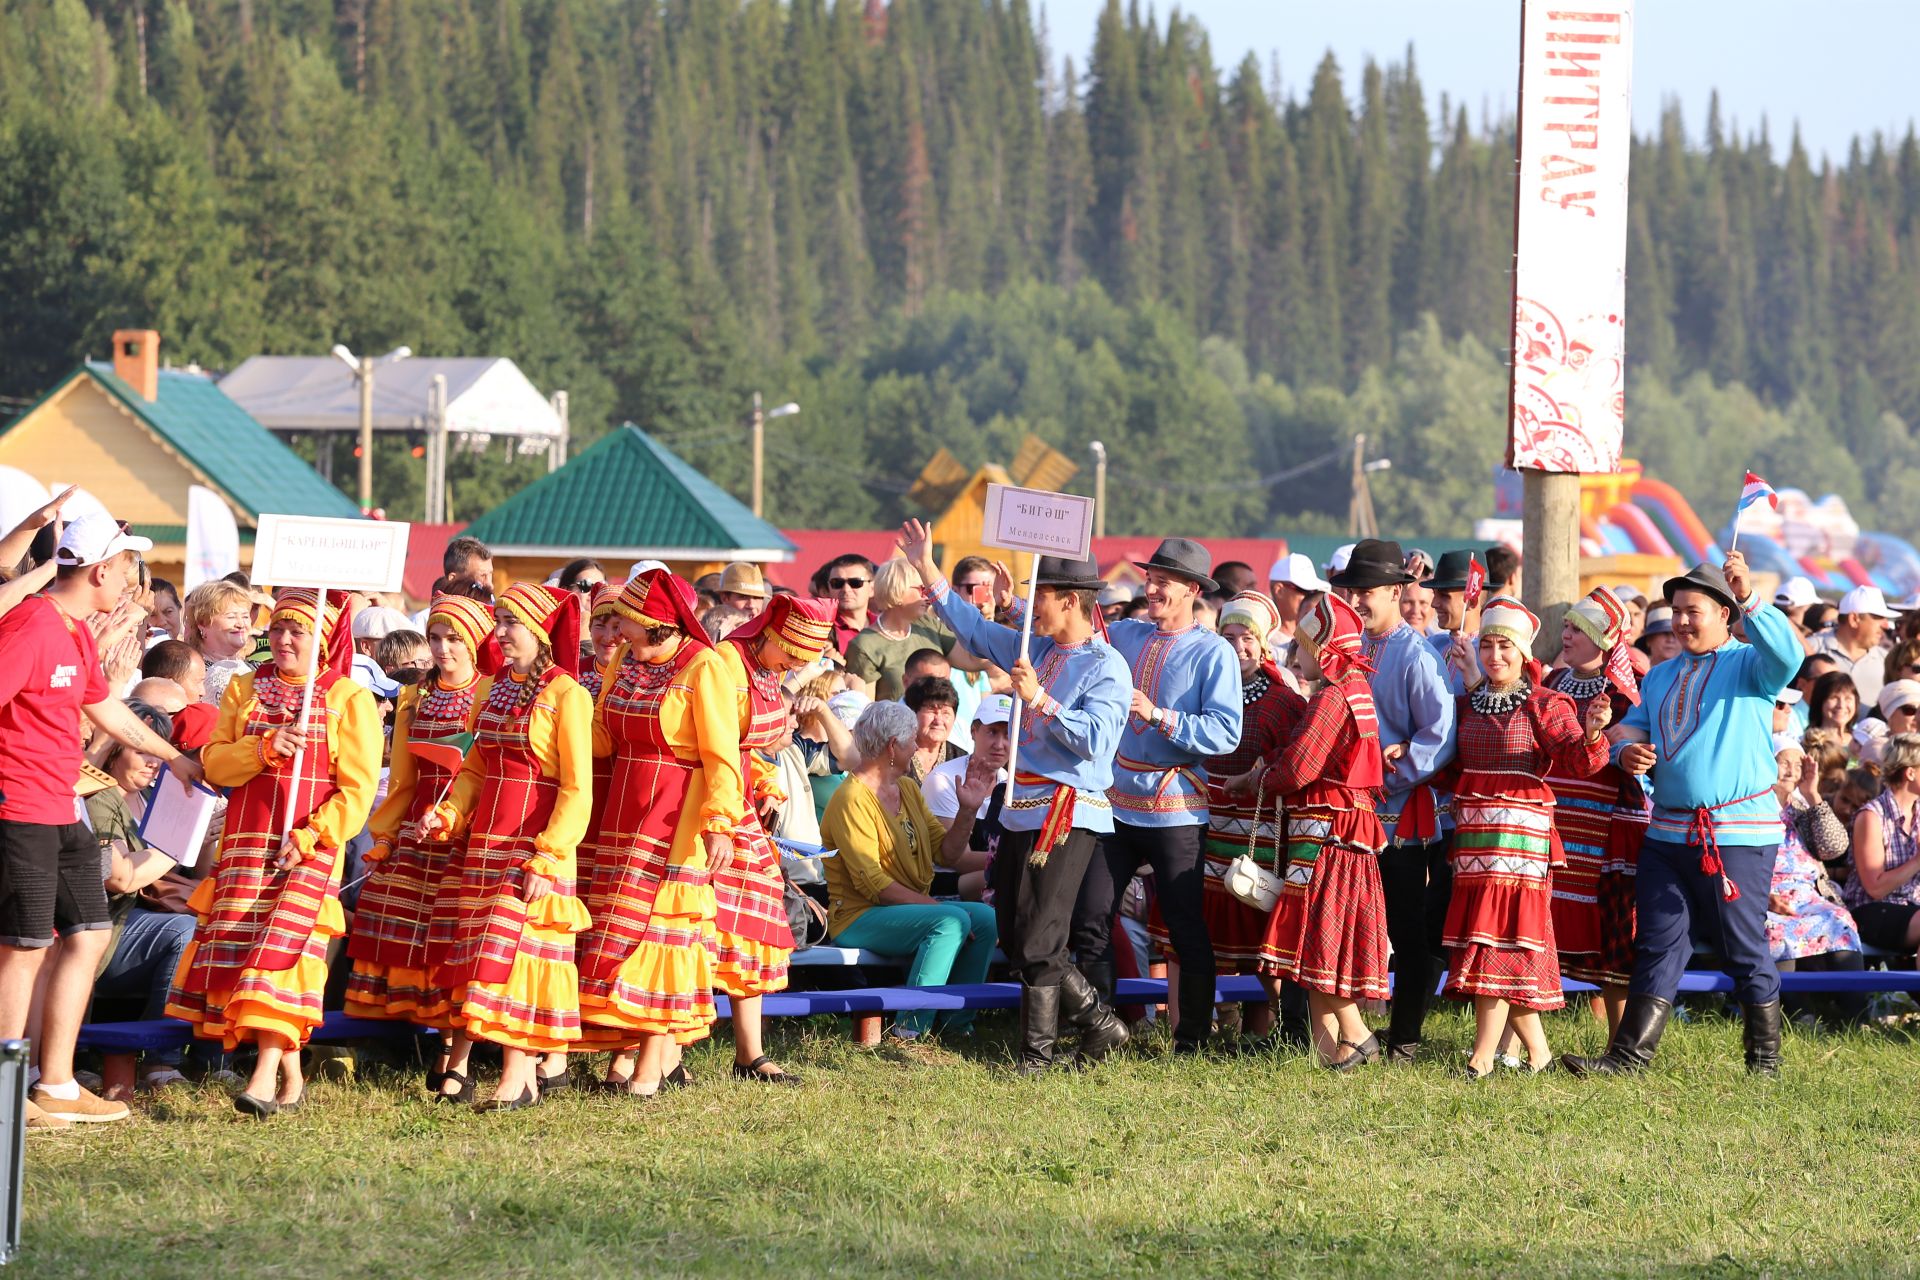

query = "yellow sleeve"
[201,672,270,789]
[591,645,627,759]
[527,675,593,876]
[675,649,747,833]
[287,680,382,860]
[819,781,894,904]
[366,686,422,851]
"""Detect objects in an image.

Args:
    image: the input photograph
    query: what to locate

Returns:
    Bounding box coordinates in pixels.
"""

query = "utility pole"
[1089,441,1107,538]
[1348,434,1381,540]
[332,344,410,512]
[749,394,800,520]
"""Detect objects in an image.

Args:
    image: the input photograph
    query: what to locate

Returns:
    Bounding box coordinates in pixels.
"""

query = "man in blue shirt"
[1070,538,1244,1053]
[901,521,1133,1075]
[1566,553,1803,1077]
[1330,539,1458,1061]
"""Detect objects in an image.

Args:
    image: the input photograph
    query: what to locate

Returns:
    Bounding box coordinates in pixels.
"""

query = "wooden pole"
[281,591,329,845]
[999,556,1043,800]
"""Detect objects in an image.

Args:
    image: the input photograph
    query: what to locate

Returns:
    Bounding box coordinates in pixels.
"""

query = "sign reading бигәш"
[983,483,1095,561]
[250,513,411,594]
[1507,1,1635,475]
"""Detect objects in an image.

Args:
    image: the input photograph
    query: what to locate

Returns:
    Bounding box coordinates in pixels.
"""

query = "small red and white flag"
[1463,558,1486,609]
[1738,471,1779,513]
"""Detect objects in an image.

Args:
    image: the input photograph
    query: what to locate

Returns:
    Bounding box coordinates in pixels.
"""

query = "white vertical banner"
[184,485,241,590]
[1507,1,1635,474]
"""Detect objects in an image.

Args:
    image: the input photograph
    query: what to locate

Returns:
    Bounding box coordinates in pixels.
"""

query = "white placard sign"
[250,514,410,593]
[982,484,1095,560]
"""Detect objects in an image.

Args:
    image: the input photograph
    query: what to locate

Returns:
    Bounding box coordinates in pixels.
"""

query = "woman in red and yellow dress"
[418,584,594,1111]
[568,579,622,1078]
[344,595,497,1088]
[1442,597,1611,1078]
[580,570,738,1095]
[1543,587,1646,1038]
[1255,593,1392,1069]
[167,590,381,1118]
[708,594,835,1084]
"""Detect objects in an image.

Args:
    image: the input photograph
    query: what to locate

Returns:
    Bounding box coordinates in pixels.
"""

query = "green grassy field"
[18,1006,1920,1279]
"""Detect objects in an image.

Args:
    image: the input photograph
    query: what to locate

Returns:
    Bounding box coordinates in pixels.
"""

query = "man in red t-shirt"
[0,513,205,1128]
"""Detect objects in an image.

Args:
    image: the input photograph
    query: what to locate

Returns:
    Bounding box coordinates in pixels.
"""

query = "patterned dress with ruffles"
[708,638,798,996]
[1441,682,1608,1010]
[1542,667,1647,987]
[168,668,381,1049]
[1256,667,1392,999]
[578,638,741,1046]
[426,667,594,1051]
[1150,665,1306,972]
[345,673,489,1024]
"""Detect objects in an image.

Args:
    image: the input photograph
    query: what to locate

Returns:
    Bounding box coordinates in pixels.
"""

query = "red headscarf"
[496,582,583,677]
[1295,591,1373,683]
[612,569,712,650]
[269,588,356,680]
[725,594,836,664]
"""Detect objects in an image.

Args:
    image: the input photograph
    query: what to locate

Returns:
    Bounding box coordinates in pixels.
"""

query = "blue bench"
[77,1010,433,1055]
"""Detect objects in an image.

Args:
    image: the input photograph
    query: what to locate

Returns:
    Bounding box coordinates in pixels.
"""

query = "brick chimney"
[112,329,161,402]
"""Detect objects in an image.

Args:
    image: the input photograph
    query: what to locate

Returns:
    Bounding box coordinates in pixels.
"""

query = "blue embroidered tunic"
[1102,618,1244,829]
[1361,622,1458,844]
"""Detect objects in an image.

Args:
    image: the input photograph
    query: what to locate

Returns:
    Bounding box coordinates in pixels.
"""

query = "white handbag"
[1223,772,1285,913]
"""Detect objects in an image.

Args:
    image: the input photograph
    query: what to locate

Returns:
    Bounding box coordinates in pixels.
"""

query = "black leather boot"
[1059,966,1129,1068]
[1742,999,1783,1076]
[1017,983,1061,1078]
[1562,995,1673,1077]
[1078,959,1116,1009]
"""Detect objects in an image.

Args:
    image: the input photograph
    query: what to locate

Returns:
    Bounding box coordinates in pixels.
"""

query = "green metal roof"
[463,425,796,557]
[74,363,362,521]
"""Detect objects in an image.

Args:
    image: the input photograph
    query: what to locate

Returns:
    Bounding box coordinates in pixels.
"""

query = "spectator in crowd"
[1637,605,1681,668]
[580,582,622,699]
[2,516,204,1129]
[376,628,432,686]
[1773,689,1802,736]
[945,555,1006,704]
[699,603,751,640]
[1398,551,1437,637]
[1766,735,1868,1025]
[820,701,999,1040]
[765,690,826,886]
[846,558,957,702]
[166,588,379,1119]
[1484,544,1521,600]
[820,553,876,654]
[1268,554,1331,647]
[87,700,196,1093]
[1772,577,1820,636]
[794,673,863,816]
[1611,586,1648,644]
[555,558,605,596]
[1098,582,1134,622]
[147,578,182,642]
[902,675,965,785]
[1808,670,1860,736]
[418,585,593,1110]
[182,579,257,707]
[1802,601,1835,639]
[141,639,207,706]
[1213,561,1258,598]
[442,536,495,602]
[922,693,1011,901]
[716,562,771,617]
[1785,654,1838,733]
[1844,731,1920,962]
[1812,586,1898,706]
[902,649,969,751]
[353,606,413,660]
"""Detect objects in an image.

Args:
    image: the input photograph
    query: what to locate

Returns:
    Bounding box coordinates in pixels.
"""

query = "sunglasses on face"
[570,581,596,594]
[828,577,867,590]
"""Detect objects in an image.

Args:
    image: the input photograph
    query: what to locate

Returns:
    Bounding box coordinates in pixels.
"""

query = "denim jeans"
[94,909,195,1066]
[833,901,998,1035]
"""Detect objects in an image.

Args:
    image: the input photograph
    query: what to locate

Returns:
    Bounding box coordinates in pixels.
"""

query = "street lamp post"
[750,393,800,520]
[332,344,412,511]
[1089,440,1107,538]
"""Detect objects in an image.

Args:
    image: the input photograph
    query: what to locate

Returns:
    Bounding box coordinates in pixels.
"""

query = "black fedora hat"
[1135,537,1218,593]
[1422,549,1477,592]
[1033,554,1106,591]
[1664,562,1737,611]
[1328,538,1416,589]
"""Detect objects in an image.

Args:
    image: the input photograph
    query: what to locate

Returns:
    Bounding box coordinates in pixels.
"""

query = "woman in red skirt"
[1543,587,1646,1037]
[418,584,594,1110]
[1159,592,1306,1044]
[168,589,381,1118]
[709,594,835,1084]
[1442,598,1611,1078]
[345,595,497,1088]
[1256,593,1392,1069]
[580,570,734,1096]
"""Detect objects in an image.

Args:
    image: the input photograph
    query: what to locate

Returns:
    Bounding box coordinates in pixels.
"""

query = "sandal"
[477,1083,540,1114]
[663,1064,695,1091]
[731,1055,801,1086]
[1326,1034,1380,1073]
[434,1069,475,1106]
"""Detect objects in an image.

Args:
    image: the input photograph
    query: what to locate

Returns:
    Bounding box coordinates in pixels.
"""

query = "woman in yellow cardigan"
[819,701,997,1039]
[167,589,381,1118]
[419,584,594,1111]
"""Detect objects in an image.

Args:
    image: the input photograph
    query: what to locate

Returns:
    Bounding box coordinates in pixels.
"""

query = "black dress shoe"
[477,1084,541,1113]
[233,1092,279,1120]
[732,1055,800,1086]
[1327,1034,1380,1073]
[433,1069,475,1105]
[536,1069,573,1098]
[278,1089,307,1113]
[663,1064,695,1090]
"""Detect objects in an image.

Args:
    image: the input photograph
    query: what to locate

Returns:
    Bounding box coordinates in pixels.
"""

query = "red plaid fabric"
[711,640,797,996]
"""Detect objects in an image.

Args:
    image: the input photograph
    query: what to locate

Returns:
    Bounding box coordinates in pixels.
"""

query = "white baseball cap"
[1324,543,1356,577]
[1878,678,1920,718]
[1772,576,1819,610]
[1096,582,1134,607]
[1839,585,1899,620]
[1771,732,1804,758]
[627,559,667,581]
[1268,552,1331,593]
[54,511,152,567]
[1893,590,1920,614]
[351,605,415,641]
[972,693,1015,728]
[1775,687,1803,707]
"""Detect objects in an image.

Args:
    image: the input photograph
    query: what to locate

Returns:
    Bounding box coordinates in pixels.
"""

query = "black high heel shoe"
[433,1069,475,1105]
[477,1083,541,1113]
[233,1092,279,1120]
[663,1064,695,1090]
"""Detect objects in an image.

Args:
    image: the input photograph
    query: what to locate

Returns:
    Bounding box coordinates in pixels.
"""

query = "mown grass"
[18,1006,1920,1279]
